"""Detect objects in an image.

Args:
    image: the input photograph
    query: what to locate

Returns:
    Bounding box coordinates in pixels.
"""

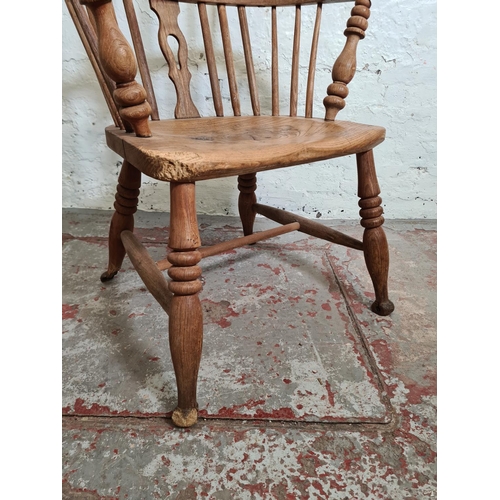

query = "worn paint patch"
[63,304,79,320]
[62,212,436,498]
[63,419,437,499]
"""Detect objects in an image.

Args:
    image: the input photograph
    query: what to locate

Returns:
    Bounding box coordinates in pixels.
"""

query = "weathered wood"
[305,3,322,118]
[254,203,364,251]
[120,230,172,315]
[290,5,301,117]
[356,150,394,316]
[66,0,123,128]
[238,6,260,116]
[167,182,203,428]
[271,6,279,116]
[101,161,141,281]
[324,0,371,120]
[150,0,200,119]
[217,4,241,116]
[80,0,152,136]
[156,221,300,270]
[123,0,160,120]
[105,116,385,182]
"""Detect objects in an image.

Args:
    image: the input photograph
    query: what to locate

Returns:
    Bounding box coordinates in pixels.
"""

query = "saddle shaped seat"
[105,117,386,182]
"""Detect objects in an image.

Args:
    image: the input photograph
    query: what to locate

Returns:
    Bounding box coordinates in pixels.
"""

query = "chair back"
[66,0,371,135]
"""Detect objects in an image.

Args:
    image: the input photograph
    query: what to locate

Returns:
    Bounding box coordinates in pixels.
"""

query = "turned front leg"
[237,173,257,236]
[101,161,141,282]
[167,182,203,427]
[357,150,394,316]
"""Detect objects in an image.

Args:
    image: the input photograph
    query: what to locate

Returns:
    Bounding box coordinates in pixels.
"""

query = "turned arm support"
[324,0,371,121]
[80,0,152,137]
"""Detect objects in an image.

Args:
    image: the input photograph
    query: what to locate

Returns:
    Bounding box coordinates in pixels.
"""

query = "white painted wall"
[62,0,436,219]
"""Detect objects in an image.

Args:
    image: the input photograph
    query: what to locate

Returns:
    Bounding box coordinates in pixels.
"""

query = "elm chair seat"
[105,116,386,182]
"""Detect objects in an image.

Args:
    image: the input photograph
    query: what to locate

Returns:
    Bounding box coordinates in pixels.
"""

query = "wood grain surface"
[105,116,385,182]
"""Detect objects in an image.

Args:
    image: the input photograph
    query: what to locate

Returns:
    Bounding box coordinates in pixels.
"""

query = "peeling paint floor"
[62,209,437,499]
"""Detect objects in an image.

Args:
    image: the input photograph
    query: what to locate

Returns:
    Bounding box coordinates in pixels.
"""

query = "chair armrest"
[80,0,152,137]
[324,0,371,121]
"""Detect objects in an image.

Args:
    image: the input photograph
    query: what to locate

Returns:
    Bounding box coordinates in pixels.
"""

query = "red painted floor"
[62,209,436,499]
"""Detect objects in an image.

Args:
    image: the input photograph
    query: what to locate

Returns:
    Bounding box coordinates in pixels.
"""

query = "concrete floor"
[62,209,436,499]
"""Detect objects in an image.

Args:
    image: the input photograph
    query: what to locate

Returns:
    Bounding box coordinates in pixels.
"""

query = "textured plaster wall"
[62,0,436,219]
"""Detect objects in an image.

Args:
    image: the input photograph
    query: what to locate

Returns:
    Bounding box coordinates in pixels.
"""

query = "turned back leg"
[101,161,141,282]
[357,150,394,316]
[238,173,257,236]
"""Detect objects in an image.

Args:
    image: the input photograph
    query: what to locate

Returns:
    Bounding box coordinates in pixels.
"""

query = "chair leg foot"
[357,150,394,317]
[168,182,204,428]
[238,173,257,236]
[172,407,198,428]
[102,161,141,282]
[100,270,118,282]
[362,225,394,317]
[371,299,395,316]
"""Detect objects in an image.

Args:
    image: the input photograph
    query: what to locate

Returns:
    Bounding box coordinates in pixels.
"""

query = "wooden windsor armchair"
[65,0,394,427]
